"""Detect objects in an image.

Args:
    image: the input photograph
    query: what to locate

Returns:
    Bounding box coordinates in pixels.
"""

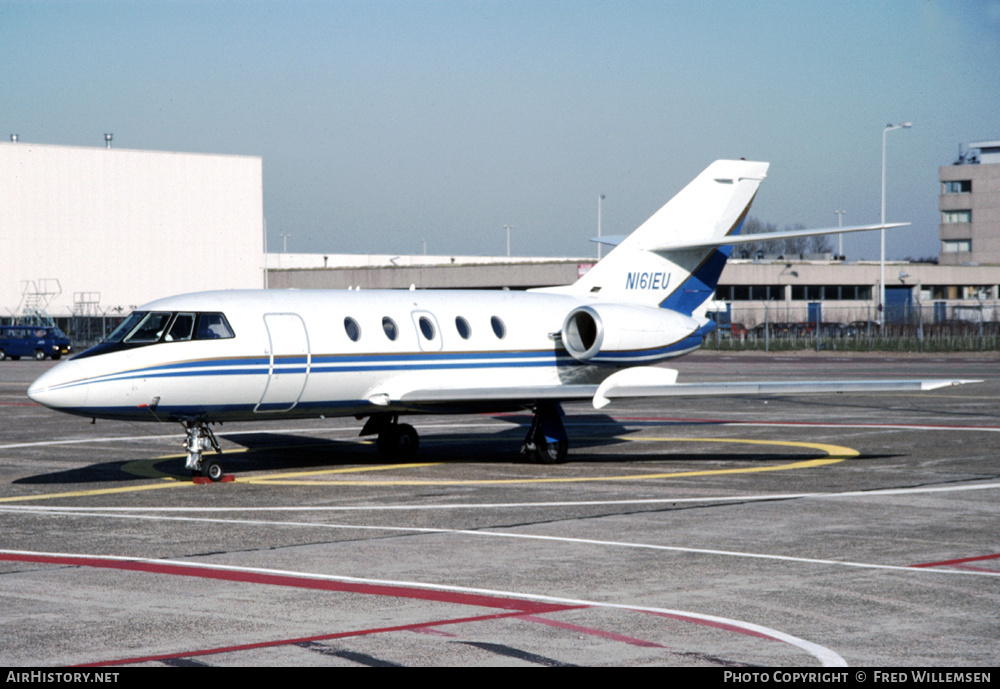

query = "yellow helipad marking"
[0,480,186,503]
[0,437,856,500]
[240,438,856,486]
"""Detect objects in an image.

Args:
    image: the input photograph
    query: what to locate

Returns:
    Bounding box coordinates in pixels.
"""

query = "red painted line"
[949,564,1000,573]
[518,614,668,649]
[1,552,572,614]
[77,610,547,667]
[909,553,1000,568]
[1,552,585,666]
[643,610,779,641]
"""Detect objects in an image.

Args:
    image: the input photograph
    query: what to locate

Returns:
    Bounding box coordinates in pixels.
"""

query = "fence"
[5,306,999,355]
[714,301,1000,352]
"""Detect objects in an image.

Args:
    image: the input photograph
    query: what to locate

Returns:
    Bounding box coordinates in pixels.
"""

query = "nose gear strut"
[181,420,224,481]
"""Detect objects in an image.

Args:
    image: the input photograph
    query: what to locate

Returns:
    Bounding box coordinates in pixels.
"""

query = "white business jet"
[27,160,975,480]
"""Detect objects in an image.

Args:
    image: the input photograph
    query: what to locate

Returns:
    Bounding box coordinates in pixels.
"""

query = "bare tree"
[739,217,824,258]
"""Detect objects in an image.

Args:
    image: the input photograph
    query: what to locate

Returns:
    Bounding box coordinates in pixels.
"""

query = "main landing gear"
[361,404,569,464]
[361,414,420,459]
[181,420,224,481]
[521,402,568,464]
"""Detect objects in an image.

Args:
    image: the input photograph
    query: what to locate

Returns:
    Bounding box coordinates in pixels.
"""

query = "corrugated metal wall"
[0,143,263,316]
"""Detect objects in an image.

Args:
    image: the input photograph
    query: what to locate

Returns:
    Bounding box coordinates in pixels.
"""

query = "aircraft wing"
[592,377,978,409]
[378,384,597,406]
[373,367,979,411]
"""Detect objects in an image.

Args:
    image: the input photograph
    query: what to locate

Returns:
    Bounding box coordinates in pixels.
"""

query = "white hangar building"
[0,141,264,319]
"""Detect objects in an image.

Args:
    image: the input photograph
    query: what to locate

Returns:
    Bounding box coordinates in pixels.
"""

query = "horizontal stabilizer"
[590,235,626,247]
[650,222,909,253]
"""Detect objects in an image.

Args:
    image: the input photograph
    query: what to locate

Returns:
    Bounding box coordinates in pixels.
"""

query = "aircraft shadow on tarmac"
[12,413,902,485]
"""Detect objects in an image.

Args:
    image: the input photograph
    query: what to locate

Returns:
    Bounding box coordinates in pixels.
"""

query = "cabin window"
[344,317,361,342]
[455,316,471,339]
[418,316,436,341]
[491,316,506,339]
[382,317,398,341]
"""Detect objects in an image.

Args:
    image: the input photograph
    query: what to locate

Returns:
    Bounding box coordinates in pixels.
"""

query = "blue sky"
[3,1,999,260]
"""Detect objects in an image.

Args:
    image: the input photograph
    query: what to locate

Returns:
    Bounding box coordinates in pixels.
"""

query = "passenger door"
[256,313,310,412]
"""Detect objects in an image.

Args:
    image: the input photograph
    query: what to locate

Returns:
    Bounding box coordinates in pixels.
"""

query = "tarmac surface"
[1,351,997,667]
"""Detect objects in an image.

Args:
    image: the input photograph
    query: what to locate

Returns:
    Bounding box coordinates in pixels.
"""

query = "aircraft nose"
[27,361,90,411]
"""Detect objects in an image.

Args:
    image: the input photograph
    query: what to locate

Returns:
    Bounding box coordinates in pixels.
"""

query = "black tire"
[530,427,568,464]
[201,460,224,482]
[34,350,46,361]
[377,424,419,458]
[533,439,567,464]
[0,350,6,361]
[395,423,419,457]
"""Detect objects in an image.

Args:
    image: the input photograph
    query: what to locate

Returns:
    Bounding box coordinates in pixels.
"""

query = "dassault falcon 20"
[28,159,976,480]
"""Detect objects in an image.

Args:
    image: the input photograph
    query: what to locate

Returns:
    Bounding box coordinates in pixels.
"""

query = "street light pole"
[880,122,912,323]
[597,194,605,260]
[834,209,845,259]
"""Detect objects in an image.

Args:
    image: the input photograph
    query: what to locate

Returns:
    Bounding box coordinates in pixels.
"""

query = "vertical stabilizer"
[567,160,768,315]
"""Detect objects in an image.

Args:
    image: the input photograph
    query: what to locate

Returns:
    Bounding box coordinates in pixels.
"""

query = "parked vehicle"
[0,326,73,360]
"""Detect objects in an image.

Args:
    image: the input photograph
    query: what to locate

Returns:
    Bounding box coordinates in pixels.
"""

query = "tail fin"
[566,160,768,316]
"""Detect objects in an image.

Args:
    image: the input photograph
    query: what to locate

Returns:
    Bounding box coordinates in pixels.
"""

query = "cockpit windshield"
[75,311,235,359]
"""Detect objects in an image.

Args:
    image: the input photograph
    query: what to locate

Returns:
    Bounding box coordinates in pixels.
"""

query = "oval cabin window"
[344,317,361,342]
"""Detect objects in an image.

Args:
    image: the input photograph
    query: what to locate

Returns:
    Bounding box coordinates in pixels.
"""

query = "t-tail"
[565,159,769,322]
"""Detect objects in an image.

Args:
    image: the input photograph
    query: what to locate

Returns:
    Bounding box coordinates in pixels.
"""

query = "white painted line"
[5,480,996,512]
[0,548,846,667]
[4,416,999,452]
[4,503,997,578]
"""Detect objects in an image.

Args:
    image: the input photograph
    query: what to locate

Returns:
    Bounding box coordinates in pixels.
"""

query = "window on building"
[718,285,785,301]
[943,180,972,194]
[942,210,972,224]
[942,240,972,253]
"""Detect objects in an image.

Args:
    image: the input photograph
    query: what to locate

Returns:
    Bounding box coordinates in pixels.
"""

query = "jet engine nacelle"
[560,303,700,363]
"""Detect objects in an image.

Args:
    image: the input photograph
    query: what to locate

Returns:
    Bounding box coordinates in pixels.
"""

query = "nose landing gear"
[181,420,225,481]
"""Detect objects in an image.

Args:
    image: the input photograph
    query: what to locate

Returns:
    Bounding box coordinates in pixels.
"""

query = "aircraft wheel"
[201,459,224,482]
[377,424,419,458]
[532,437,568,464]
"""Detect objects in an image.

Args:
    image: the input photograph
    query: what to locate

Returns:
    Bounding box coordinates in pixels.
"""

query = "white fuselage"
[27,288,704,423]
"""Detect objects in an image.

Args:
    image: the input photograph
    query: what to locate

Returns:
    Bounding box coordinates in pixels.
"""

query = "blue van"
[0,326,73,360]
